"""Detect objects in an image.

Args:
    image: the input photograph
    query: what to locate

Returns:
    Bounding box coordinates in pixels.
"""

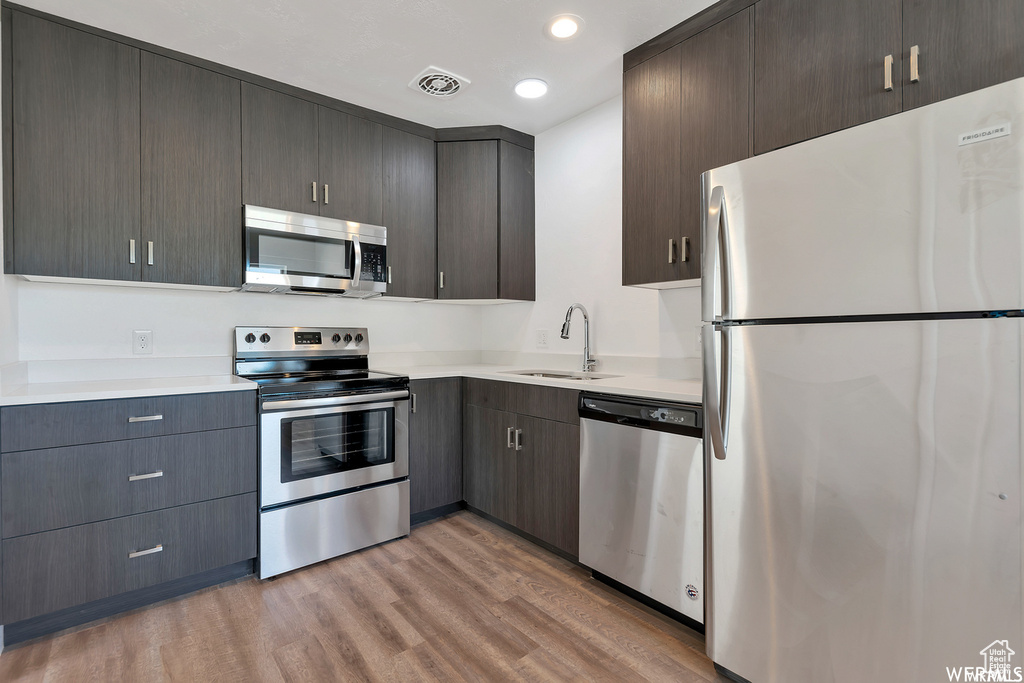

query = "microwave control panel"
[361,244,386,282]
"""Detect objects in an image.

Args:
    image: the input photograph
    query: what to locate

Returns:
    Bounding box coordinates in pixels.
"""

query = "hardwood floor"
[0,511,726,682]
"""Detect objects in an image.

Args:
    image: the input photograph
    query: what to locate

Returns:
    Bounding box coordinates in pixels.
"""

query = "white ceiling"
[14,0,716,135]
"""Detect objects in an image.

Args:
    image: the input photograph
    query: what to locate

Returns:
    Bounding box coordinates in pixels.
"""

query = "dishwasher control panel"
[641,406,699,427]
[579,394,702,435]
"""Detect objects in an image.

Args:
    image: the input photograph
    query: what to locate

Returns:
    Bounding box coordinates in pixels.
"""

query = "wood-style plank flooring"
[0,511,726,682]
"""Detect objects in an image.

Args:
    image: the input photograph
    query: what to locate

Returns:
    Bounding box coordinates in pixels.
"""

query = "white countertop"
[0,374,257,406]
[380,364,702,404]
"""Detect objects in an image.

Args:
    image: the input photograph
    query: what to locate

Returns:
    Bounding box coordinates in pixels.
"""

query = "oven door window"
[248,229,353,279]
[280,407,394,482]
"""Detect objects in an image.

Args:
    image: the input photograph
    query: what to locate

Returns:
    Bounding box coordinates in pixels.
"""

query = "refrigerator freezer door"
[701,77,1024,323]
[705,318,1022,682]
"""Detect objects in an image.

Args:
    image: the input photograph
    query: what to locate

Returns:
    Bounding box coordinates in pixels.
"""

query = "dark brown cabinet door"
[409,379,463,515]
[515,415,580,557]
[11,12,140,281]
[622,43,683,286]
[754,0,902,154]
[382,128,436,299]
[241,82,318,214]
[498,141,536,301]
[463,403,516,523]
[141,54,242,287]
[677,9,752,282]
[436,141,499,299]
[903,0,1024,110]
[318,107,383,224]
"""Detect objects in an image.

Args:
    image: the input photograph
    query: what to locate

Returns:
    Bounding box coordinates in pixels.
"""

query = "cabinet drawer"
[463,378,515,412]
[515,384,580,425]
[2,493,257,623]
[2,428,258,537]
[0,391,257,452]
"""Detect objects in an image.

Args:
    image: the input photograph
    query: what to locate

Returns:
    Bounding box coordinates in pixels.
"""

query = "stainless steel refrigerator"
[701,77,1024,682]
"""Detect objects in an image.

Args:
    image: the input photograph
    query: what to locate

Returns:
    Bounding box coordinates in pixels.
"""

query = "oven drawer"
[0,391,257,452]
[2,428,258,538]
[2,493,257,623]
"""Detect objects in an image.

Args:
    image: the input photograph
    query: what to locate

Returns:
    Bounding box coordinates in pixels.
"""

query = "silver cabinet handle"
[702,183,732,322]
[129,470,163,482]
[129,239,136,264]
[129,544,163,559]
[312,181,318,203]
[910,45,920,82]
[411,393,417,414]
[507,427,514,449]
[681,236,690,263]
[884,54,894,91]
[514,429,523,451]
[147,241,154,266]
[128,414,163,423]
[351,237,362,286]
[324,184,329,204]
[439,271,445,289]
[668,238,676,264]
[387,265,392,284]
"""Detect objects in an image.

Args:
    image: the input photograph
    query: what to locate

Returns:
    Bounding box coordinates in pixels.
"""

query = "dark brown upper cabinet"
[141,54,242,288]
[10,12,141,281]
[318,107,383,225]
[383,128,437,299]
[902,0,1024,110]
[754,0,903,154]
[436,140,535,301]
[241,82,319,215]
[622,9,751,287]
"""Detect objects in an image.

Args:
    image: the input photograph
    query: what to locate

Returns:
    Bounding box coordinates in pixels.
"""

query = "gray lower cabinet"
[408,378,463,515]
[462,379,580,557]
[0,390,259,632]
[2,493,257,624]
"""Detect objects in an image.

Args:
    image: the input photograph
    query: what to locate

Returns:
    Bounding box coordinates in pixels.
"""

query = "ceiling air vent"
[409,66,470,98]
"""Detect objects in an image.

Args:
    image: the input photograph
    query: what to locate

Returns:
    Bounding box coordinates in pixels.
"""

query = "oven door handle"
[262,389,409,412]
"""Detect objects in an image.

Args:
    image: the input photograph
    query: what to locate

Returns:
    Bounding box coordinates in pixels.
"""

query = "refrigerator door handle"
[701,183,732,322]
[703,325,730,460]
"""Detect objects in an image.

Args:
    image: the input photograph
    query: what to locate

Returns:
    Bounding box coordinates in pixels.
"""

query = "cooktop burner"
[233,326,408,399]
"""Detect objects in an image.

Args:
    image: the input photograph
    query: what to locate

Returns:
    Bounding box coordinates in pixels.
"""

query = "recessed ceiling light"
[515,78,548,98]
[545,14,584,40]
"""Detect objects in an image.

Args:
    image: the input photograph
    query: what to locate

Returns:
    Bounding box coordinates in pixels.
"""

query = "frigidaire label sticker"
[958,123,1011,146]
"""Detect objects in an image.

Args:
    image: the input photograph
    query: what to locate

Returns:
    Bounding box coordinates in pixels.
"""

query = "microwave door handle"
[351,237,362,287]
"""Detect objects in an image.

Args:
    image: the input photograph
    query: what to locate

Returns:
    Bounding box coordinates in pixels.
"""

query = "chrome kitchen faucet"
[560,303,596,372]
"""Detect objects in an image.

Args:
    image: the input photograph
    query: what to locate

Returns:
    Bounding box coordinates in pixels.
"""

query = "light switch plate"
[133,330,153,355]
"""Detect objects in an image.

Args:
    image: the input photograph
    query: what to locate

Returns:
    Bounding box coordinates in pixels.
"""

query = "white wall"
[16,281,482,364]
[481,96,702,377]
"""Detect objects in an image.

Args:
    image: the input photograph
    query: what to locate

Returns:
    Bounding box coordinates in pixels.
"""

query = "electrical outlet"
[535,329,549,349]
[695,325,703,352]
[133,330,153,355]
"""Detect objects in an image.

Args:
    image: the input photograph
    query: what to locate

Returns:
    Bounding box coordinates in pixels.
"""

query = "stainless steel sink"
[501,369,622,381]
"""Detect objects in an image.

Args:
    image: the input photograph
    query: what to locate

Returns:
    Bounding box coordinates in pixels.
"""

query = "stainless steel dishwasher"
[579,393,704,627]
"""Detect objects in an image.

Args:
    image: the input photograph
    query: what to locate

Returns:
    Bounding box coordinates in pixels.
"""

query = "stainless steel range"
[234,326,410,579]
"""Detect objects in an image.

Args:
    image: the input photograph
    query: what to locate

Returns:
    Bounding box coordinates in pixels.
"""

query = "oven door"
[259,390,409,508]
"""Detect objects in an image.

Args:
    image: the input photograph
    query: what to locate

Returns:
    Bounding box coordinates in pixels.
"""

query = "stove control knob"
[259,333,271,344]
[331,333,341,344]
[343,333,353,343]
[354,333,364,344]
[244,333,256,344]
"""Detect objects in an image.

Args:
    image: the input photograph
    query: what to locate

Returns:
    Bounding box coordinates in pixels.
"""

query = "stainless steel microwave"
[242,205,387,297]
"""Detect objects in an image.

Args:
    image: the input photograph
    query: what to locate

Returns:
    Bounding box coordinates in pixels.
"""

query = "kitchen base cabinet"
[0,390,258,643]
[462,379,580,557]
[2,493,257,624]
[409,378,463,516]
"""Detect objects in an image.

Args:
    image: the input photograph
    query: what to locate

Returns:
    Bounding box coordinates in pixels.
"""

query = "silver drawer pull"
[128,414,163,423]
[129,470,163,482]
[129,544,163,559]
